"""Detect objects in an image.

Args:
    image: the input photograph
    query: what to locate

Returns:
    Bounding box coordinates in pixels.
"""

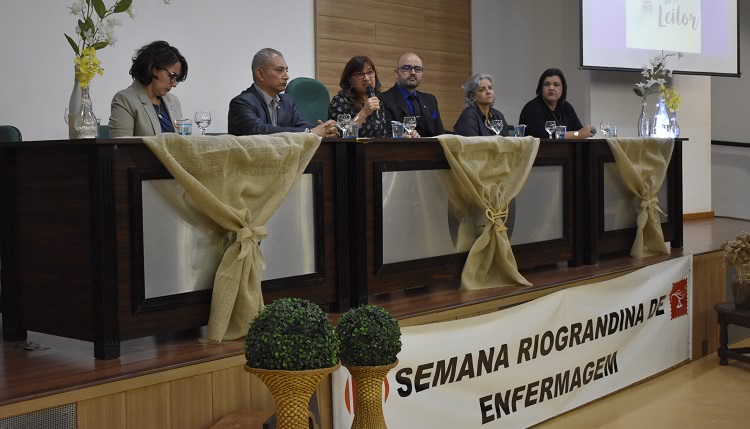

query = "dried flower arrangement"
[722,231,750,281]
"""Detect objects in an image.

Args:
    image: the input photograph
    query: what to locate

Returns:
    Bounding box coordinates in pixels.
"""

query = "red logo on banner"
[670,278,688,319]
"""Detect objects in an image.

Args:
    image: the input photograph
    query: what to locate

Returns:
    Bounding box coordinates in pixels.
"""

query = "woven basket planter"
[245,364,339,429]
[346,360,398,429]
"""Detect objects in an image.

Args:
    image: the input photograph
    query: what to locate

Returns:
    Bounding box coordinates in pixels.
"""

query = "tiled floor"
[537,338,750,428]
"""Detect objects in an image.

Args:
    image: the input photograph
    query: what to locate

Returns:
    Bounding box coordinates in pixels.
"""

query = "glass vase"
[74,86,98,139]
[637,100,650,137]
[669,110,680,138]
[68,67,82,139]
[652,95,671,137]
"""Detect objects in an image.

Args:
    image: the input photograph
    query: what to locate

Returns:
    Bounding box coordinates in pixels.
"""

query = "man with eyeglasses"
[228,48,338,137]
[381,53,446,137]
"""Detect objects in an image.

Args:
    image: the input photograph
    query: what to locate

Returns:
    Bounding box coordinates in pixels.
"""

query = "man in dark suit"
[380,52,446,137]
[228,48,337,137]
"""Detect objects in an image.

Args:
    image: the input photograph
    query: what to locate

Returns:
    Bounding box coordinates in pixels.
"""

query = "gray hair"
[462,73,494,107]
[251,48,283,82]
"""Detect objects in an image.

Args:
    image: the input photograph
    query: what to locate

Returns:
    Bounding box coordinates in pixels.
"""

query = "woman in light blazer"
[108,41,188,137]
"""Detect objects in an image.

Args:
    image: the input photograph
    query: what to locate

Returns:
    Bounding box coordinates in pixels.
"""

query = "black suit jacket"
[380,84,446,137]
[228,84,312,135]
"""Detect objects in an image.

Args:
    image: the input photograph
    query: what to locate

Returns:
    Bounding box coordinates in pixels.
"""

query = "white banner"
[333,256,692,428]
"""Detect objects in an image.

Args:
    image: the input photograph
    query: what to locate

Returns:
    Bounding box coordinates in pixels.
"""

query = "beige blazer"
[108,81,183,138]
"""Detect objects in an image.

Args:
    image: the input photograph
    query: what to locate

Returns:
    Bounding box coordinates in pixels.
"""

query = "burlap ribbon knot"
[485,205,509,233]
[639,196,666,217]
[236,225,268,258]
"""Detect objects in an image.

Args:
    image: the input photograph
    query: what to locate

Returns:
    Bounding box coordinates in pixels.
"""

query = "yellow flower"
[65,0,134,89]
[660,85,681,112]
[74,48,104,88]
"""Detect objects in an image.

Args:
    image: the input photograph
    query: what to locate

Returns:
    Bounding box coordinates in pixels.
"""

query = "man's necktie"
[408,93,423,118]
[270,99,278,126]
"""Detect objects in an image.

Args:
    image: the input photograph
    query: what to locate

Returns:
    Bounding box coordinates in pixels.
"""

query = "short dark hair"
[251,48,284,82]
[535,68,567,105]
[338,56,381,110]
[129,41,188,86]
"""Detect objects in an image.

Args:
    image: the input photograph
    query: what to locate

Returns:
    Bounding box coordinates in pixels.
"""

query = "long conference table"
[0,137,683,358]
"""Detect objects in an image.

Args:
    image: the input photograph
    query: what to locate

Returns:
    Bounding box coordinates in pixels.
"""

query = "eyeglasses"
[353,70,376,80]
[397,65,425,74]
[163,68,180,83]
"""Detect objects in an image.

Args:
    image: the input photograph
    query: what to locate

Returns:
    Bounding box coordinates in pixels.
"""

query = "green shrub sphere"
[245,297,339,370]
[336,305,402,366]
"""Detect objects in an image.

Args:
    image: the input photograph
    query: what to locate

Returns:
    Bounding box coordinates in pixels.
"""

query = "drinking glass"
[555,125,567,139]
[403,116,417,137]
[599,121,611,138]
[194,111,211,135]
[544,121,556,139]
[489,119,504,135]
[391,121,405,138]
[336,114,351,137]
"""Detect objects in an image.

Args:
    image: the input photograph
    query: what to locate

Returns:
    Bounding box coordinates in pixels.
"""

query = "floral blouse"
[328,93,388,138]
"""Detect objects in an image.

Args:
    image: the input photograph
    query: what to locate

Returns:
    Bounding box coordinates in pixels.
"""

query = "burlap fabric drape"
[606,137,674,258]
[437,135,539,289]
[143,133,320,341]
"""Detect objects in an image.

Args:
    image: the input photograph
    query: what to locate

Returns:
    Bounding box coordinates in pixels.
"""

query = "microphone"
[366,86,383,122]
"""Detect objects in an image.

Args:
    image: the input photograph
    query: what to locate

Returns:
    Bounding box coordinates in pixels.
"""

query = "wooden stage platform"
[0,217,747,428]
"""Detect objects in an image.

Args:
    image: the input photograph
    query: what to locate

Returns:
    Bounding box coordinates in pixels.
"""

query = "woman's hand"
[580,125,595,138]
[359,97,381,119]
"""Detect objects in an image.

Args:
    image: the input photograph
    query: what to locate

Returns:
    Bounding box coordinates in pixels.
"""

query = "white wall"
[471,0,589,126]
[472,0,712,214]
[0,0,315,140]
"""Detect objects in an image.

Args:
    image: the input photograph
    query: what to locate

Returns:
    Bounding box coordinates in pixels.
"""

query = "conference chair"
[285,77,330,124]
[98,123,109,139]
[0,125,22,143]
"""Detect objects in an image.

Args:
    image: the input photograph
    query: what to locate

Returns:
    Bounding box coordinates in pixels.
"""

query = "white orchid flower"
[126,5,136,19]
[68,0,86,16]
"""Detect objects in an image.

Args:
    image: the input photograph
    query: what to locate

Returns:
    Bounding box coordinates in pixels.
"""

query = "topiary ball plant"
[335,305,402,367]
[244,297,339,370]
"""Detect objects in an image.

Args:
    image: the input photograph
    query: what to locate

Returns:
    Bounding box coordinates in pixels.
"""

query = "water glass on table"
[599,121,611,138]
[489,119,504,135]
[337,114,351,137]
[176,119,192,135]
[403,116,417,137]
[544,121,557,139]
[555,125,567,139]
[195,111,211,135]
[516,124,527,137]
[345,122,359,138]
[391,121,404,138]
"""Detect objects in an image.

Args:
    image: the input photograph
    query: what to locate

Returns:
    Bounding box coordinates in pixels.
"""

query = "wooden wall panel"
[211,366,276,422]
[692,251,727,360]
[316,0,472,132]
[170,374,214,429]
[126,384,170,429]
[77,392,126,429]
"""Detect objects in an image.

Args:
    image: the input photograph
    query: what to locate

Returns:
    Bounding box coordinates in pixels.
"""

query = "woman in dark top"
[518,68,594,139]
[328,56,388,138]
[453,73,509,136]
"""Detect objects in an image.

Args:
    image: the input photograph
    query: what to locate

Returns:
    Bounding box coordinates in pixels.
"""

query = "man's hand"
[311,119,339,138]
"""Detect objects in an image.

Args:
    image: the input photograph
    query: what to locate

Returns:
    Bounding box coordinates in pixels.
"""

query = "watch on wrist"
[573,131,579,138]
